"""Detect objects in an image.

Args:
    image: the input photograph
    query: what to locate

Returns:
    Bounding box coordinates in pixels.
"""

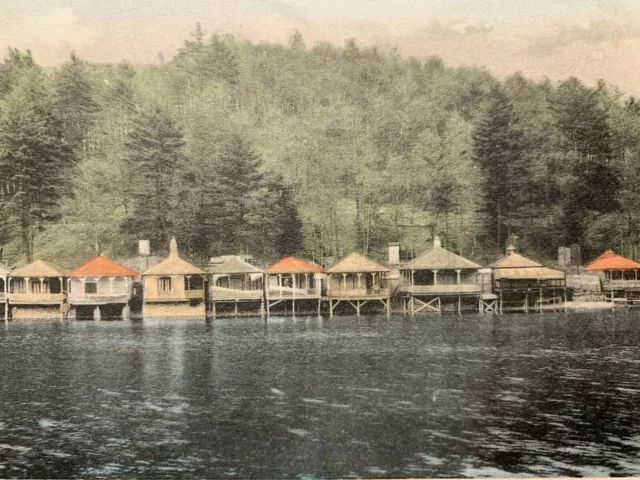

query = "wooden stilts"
[212,301,217,319]
[234,302,238,317]
[329,300,334,318]
[292,299,296,317]
[499,292,503,314]
[524,293,528,312]
[386,297,390,317]
[4,301,8,323]
[437,297,442,315]
[356,300,361,317]
[317,298,321,317]
[457,296,461,315]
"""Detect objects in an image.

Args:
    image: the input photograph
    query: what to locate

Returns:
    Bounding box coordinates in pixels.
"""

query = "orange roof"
[69,255,140,277]
[584,250,640,271]
[267,256,323,274]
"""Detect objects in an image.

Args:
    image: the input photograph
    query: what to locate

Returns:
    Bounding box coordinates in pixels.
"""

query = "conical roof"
[267,256,323,274]
[209,255,264,274]
[0,261,11,276]
[326,253,390,273]
[404,246,480,270]
[143,238,204,275]
[584,250,640,271]
[69,255,140,277]
[11,260,67,277]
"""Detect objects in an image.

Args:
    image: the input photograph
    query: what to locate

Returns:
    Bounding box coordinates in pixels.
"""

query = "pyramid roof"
[490,251,542,269]
[11,260,67,277]
[209,255,264,274]
[68,255,140,277]
[143,238,205,276]
[404,246,480,270]
[325,253,390,273]
[584,250,640,271]
[267,256,323,274]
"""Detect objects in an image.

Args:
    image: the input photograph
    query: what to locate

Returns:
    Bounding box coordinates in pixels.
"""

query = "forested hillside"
[1,27,640,269]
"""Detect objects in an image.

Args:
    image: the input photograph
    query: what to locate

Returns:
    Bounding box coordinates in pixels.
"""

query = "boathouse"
[491,245,566,312]
[208,255,265,317]
[68,255,140,320]
[0,261,10,321]
[584,250,640,302]
[142,238,206,318]
[397,237,482,314]
[325,253,391,316]
[265,256,324,315]
[8,260,68,319]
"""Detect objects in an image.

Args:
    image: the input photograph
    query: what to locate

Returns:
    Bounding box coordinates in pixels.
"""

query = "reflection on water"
[1,311,640,478]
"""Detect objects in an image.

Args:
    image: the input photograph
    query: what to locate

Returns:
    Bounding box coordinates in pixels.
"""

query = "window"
[159,277,172,293]
[85,282,97,294]
[30,280,41,294]
[185,275,203,291]
[12,279,26,293]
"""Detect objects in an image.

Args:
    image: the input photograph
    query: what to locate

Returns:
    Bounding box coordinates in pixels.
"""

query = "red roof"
[584,250,640,271]
[68,255,140,277]
[267,256,323,274]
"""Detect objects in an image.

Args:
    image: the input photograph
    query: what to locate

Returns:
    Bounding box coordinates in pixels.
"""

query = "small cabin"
[398,237,482,314]
[325,253,391,316]
[8,260,68,319]
[491,245,566,312]
[265,256,324,315]
[142,238,206,318]
[0,261,10,321]
[584,250,640,300]
[68,255,140,320]
[208,255,265,317]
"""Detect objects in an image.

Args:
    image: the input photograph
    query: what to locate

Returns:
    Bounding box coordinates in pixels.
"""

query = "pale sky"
[2,0,640,94]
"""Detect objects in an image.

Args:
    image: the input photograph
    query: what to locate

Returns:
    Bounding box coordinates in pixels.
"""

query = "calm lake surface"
[1,311,640,478]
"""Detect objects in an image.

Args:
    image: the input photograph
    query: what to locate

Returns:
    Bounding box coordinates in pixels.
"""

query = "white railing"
[68,293,131,305]
[211,286,263,301]
[396,284,482,295]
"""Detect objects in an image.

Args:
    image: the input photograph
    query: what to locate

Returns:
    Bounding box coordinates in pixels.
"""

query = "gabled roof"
[494,266,565,280]
[267,256,323,274]
[404,246,480,270]
[326,253,390,273]
[209,255,264,275]
[0,261,10,276]
[584,250,640,271]
[11,260,67,278]
[490,252,542,269]
[143,238,205,276]
[68,255,140,277]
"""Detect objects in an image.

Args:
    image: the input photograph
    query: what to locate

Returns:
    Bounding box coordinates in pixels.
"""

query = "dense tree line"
[1,28,640,268]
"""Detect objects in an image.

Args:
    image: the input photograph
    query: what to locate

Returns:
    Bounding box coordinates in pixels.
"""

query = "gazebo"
[491,245,566,312]
[208,255,265,317]
[68,255,140,320]
[142,238,206,318]
[584,250,640,301]
[265,256,324,316]
[9,260,68,319]
[325,253,391,316]
[398,237,482,314]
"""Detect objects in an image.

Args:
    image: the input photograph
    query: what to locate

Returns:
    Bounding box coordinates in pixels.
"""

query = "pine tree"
[121,105,185,250]
[0,59,73,261]
[201,134,264,254]
[550,78,620,247]
[472,86,526,251]
[54,53,100,157]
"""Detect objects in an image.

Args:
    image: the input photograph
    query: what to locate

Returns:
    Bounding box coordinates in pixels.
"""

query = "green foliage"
[4,30,640,267]
[0,56,73,262]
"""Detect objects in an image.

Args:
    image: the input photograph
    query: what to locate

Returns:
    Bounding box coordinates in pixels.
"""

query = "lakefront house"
[142,238,206,318]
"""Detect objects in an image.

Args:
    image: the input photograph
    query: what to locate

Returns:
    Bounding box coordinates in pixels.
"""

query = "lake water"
[1,311,640,478]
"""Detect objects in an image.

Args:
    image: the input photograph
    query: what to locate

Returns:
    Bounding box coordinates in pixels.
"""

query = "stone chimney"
[138,240,150,257]
[388,242,400,266]
[433,236,442,248]
[169,237,179,258]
